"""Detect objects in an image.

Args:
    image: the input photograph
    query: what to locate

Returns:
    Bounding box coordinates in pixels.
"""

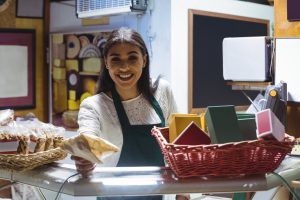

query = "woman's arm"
[74,97,101,177]
[77,97,101,136]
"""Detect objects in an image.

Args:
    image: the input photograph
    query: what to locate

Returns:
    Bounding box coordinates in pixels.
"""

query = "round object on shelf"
[67,70,80,89]
[66,35,80,59]
[78,44,101,58]
[93,34,107,57]
[0,0,12,13]
[79,35,90,48]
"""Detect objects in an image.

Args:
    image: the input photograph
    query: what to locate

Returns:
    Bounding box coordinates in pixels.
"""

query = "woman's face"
[105,43,146,97]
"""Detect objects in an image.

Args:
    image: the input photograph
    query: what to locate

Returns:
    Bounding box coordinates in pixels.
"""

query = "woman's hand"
[71,155,96,178]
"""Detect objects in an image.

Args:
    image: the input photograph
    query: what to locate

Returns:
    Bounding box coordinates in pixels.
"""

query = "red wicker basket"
[151,127,294,178]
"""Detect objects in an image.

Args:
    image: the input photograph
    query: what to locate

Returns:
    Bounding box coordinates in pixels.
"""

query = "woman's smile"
[118,73,134,80]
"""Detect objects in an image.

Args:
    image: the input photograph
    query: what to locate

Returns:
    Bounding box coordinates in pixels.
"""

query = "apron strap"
[150,95,165,127]
[111,86,165,127]
[111,87,131,127]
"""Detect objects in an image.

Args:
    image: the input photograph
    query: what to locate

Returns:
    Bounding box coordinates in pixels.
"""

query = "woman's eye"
[111,57,121,62]
[128,56,138,62]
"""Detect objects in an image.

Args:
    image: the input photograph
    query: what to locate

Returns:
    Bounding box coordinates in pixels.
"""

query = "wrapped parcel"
[62,133,119,164]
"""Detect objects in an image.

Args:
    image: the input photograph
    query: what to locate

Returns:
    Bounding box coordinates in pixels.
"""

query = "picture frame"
[16,0,44,18]
[0,29,36,110]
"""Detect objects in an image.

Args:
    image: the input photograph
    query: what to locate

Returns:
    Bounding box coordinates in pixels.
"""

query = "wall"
[274,0,300,137]
[170,0,274,113]
[0,0,48,121]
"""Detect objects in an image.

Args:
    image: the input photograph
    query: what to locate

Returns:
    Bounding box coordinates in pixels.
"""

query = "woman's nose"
[119,61,130,69]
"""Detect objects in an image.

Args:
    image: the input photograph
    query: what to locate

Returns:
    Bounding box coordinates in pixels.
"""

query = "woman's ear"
[143,54,147,68]
[104,58,109,69]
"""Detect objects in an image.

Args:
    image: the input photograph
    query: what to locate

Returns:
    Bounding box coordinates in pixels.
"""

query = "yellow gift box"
[168,113,202,142]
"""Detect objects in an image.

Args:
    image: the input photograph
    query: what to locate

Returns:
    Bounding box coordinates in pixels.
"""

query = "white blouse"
[77,79,177,167]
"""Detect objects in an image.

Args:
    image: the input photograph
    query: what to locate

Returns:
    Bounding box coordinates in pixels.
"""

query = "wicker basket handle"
[151,126,169,146]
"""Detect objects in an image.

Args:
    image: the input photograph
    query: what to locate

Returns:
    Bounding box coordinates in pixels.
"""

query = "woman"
[72,27,188,200]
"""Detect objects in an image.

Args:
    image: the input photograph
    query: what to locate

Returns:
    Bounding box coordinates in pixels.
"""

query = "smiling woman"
[72,27,178,199]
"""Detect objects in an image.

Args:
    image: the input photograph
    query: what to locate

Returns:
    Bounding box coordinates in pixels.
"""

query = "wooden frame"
[16,0,45,18]
[0,29,36,109]
[188,9,269,114]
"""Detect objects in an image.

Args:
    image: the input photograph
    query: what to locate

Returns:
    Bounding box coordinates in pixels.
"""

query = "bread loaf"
[0,119,65,154]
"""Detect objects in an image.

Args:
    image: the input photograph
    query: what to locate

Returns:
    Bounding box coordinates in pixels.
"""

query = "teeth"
[119,74,132,78]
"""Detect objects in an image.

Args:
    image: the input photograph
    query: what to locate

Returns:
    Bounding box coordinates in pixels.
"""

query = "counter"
[0,156,300,197]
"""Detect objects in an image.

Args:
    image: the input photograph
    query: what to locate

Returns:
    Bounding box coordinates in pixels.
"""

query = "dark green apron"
[97,87,165,200]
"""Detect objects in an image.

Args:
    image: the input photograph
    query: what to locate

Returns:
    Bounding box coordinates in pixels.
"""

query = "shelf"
[226,81,271,91]
[79,71,99,76]
[1,156,300,197]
